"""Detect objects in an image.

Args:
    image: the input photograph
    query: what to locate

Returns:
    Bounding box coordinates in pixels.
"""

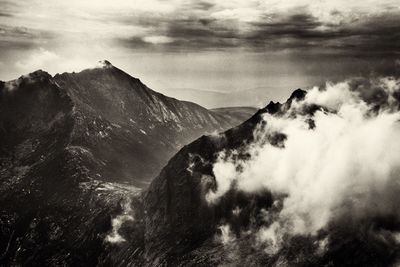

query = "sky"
[0,0,400,107]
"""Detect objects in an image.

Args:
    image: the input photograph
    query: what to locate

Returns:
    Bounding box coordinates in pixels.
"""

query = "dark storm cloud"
[115,14,240,51]
[1,0,399,57]
[112,5,400,58]
[242,12,399,55]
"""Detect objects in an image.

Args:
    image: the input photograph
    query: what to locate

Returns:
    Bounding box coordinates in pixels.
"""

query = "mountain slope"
[0,70,128,266]
[157,86,294,108]
[211,107,258,127]
[51,60,248,186]
[0,62,253,266]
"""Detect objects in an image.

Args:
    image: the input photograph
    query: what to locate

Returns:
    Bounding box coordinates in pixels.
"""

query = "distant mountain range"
[0,61,255,265]
[157,86,295,109]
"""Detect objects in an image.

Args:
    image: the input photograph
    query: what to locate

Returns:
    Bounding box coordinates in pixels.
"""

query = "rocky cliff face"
[0,62,253,266]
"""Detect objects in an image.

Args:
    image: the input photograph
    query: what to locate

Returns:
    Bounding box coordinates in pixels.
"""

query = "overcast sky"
[1,0,399,106]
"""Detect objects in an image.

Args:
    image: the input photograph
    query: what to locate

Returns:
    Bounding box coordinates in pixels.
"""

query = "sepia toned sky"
[0,0,399,106]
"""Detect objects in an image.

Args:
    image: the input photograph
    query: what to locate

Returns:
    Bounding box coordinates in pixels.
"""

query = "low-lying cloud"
[105,199,134,244]
[207,75,400,251]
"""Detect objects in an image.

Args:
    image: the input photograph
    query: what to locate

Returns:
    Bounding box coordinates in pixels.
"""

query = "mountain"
[54,61,254,187]
[211,107,258,126]
[0,61,253,265]
[142,84,400,266]
[157,86,294,108]
[1,60,251,188]
[3,62,395,266]
[156,87,228,109]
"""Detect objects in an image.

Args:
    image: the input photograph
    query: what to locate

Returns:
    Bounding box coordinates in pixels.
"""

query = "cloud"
[15,48,60,70]
[105,199,134,243]
[0,25,55,50]
[142,35,174,44]
[0,0,399,91]
[12,48,100,76]
[2,0,400,54]
[207,75,400,251]
[210,7,263,23]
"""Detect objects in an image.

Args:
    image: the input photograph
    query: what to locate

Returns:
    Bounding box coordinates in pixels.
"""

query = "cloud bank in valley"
[207,75,400,251]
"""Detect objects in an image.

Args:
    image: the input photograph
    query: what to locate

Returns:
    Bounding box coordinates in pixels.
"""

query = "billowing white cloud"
[207,76,400,251]
[14,48,98,75]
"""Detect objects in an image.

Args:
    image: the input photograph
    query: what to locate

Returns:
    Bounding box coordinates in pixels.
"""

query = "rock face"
[0,63,253,266]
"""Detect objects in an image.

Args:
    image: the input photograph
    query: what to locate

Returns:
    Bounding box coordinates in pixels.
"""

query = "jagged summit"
[288,88,306,101]
[96,59,113,68]
[1,69,52,92]
[7,69,51,83]
[265,100,282,114]
[52,60,117,78]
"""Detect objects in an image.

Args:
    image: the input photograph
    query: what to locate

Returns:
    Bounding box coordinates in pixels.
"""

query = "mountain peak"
[288,88,306,101]
[2,70,52,92]
[97,60,113,69]
[19,70,52,85]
